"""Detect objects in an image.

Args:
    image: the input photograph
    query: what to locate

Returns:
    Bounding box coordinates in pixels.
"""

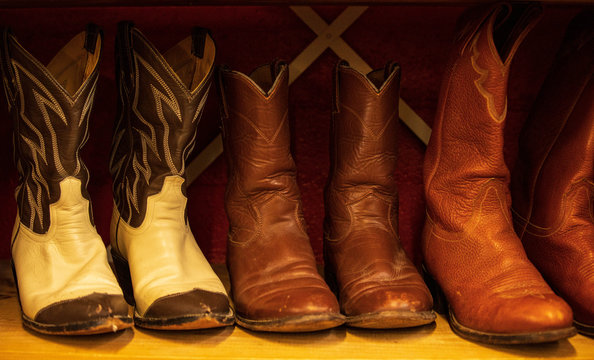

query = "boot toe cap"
[503,295,574,333]
[33,293,131,328]
[143,288,231,320]
[344,285,434,316]
[456,294,574,334]
[239,286,341,320]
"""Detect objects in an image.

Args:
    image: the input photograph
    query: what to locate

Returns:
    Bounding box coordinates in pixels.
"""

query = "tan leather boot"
[422,3,575,344]
[324,61,435,329]
[0,25,132,335]
[511,11,594,337]
[109,22,233,330]
[218,61,344,332]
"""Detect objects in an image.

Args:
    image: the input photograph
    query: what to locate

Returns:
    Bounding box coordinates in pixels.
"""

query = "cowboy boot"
[218,61,344,332]
[324,60,435,329]
[422,3,576,344]
[109,22,233,330]
[0,25,132,335]
[511,11,594,337]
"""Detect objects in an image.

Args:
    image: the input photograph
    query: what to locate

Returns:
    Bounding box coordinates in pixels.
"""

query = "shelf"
[1,260,593,360]
[0,0,592,8]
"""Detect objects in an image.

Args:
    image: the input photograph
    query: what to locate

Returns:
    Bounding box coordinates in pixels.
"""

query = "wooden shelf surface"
[0,0,592,8]
[0,260,593,360]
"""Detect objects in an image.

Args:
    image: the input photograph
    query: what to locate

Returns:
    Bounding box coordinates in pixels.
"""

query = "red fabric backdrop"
[0,5,584,264]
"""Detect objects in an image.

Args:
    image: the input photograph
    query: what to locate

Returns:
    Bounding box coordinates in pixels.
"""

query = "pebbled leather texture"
[219,62,342,323]
[511,11,594,327]
[109,23,230,321]
[422,3,574,334]
[1,26,129,330]
[324,61,434,319]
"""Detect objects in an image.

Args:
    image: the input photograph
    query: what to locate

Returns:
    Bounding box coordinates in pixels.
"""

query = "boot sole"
[22,314,133,335]
[235,313,345,332]
[423,265,577,345]
[11,260,133,335]
[324,262,435,329]
[346,310,436,329]
[574,320,594,337]
[449,310,577,345]
[110,247,234,330]
[134,309,234,330]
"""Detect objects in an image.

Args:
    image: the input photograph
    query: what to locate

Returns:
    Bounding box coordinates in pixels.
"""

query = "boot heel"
[110,246,135,306]
[10,260,23,310]
[423,265,448,314]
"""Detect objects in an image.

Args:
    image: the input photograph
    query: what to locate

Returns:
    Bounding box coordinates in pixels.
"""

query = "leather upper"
[422,3,574,333]
[424,3,540,230]
[13,178,125,320]
[1,26,101,234]
[511,11,594,325]
[219,62,340,320]
[0,25,126,323]
[325,61,433,316]
[110,22,215,227]
[110,176,228,316]
[109,23,229,318]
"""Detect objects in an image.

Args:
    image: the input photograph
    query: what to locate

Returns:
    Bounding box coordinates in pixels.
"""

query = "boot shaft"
[218,60,312,250]
[325,61,401,239]
[329,60,400,195]
[423,3,542,230]
[110,22,215,227]
[512,11,594,233]
[218,61,299,199]
[0,25,102,233]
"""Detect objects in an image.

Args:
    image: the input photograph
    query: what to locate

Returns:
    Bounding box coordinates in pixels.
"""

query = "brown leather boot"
[0,25,132,335]
[511,11,594,337]
[422,3,576,344]
[109,22,233,330]
[218,61,344,332]
[324,61,435,329]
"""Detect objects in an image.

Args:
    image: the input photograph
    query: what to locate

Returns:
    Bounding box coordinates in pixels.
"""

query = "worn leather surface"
[12,177,126,322]
[35,293,129,325]
[219,62,341,321]
[110,23,229,319]
[1,27,128,325]
[110,22,214,227]
[111,176,228,316]
[325,61,433,317]
[0,27,100,234]
[422,3,574,334]
[511,11,594,326]
[142,288,230,319]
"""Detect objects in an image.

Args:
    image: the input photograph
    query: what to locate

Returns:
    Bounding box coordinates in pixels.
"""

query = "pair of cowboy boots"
[2,23,232,335]
[218,60,434,332]
[423,2,591,344]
